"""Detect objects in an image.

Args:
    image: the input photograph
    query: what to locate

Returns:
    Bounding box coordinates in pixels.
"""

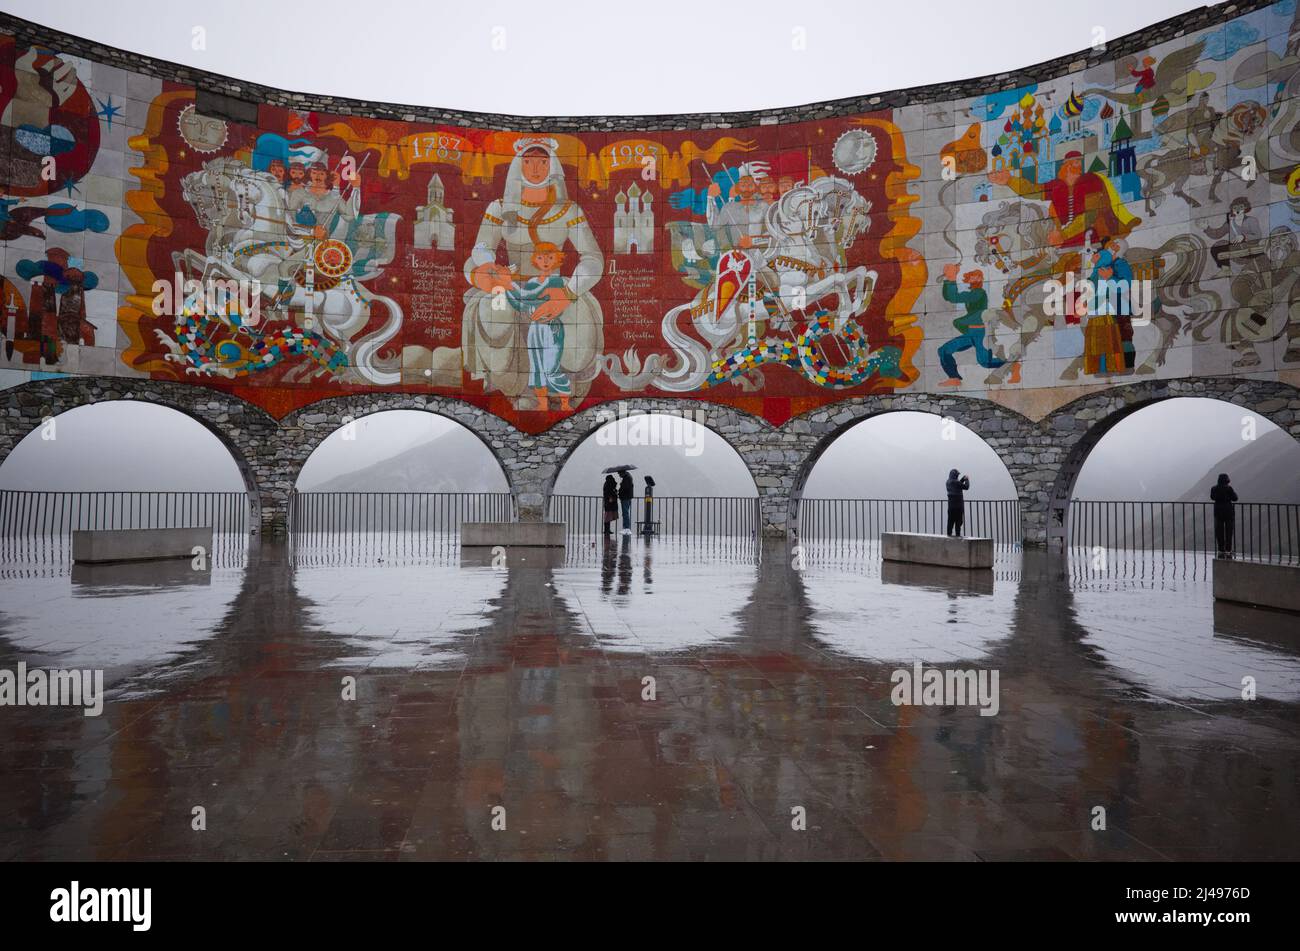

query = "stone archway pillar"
[501,434,561,522]
[247,444,291,535]
[986,429,1066,547]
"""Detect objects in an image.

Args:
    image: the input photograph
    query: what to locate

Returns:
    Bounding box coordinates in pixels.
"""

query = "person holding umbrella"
[601,474,618,537]
[618,469,635,536]
[603,465,638,537]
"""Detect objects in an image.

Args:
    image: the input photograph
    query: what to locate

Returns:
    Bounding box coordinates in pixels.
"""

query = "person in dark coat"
[945,468,970,537]
[1210,472,1238,557]
[618,471,634,535]
[601,475,618,536]
[641,475,656,537]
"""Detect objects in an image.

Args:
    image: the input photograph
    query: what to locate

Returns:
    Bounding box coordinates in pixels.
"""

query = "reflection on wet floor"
[1,535,1298,860]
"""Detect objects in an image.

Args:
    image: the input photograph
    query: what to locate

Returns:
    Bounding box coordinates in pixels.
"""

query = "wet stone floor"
[1,534,1298,861]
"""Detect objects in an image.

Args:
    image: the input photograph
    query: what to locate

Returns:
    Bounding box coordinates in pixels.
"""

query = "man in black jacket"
[618,471,634,536]
[1210,472,1238,557]
[946,469,970,537]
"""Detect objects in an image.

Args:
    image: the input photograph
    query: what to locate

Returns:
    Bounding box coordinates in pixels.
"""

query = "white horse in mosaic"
[599,176,876,392]
[763,177,876,334]
[176,157,404,385]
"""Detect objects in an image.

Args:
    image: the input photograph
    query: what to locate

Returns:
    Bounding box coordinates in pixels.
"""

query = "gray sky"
[0,402,246,491]
[0,0,1211,116]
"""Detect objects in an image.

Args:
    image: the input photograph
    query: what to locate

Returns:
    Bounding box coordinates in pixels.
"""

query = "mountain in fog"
[801,415,1016,500]
[1177,428,1300,504]
[301,424,750,498]
[301,428,508,493]
[1072,399,1300,503]
[551,439,752,497]
[1075,423,1300,503]
[1071,427,1300,551]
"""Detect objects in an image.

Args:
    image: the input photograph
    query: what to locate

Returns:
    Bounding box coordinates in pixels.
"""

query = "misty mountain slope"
[304,425,753,497]
[551,440,754,497]
[301,428,509,493]
[1069,428,1300,550]
[801,417,1017,500]
[1177,429,1300,504]
[1074,425,1300,503]
[1072,400,1300,503]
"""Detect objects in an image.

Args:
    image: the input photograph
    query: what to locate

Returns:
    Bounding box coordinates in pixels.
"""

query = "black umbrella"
[602,464,638,474]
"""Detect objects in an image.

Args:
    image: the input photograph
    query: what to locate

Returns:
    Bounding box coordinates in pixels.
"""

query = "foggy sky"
[0,0,1209,117]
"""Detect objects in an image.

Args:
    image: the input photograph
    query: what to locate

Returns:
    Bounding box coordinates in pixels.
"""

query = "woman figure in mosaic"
[462,137,604,411]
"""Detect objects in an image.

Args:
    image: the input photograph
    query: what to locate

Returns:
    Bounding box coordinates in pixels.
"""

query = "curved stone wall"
[0,1,1295,442]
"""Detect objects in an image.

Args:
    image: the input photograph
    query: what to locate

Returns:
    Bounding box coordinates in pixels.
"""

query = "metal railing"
[0,490,251,566]
[1066,500,1300,562]
[796,498,1022,544]
[548,494,761,538]
[0,490,249,536]
[289,491,514,534]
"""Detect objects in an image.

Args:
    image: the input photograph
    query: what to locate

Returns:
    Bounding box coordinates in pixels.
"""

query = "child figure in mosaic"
[506,242,571,412]
[1084,247,1129,376]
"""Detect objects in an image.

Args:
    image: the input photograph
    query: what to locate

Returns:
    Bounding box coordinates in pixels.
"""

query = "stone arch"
[533,398,772,524]
[1040,377,1300,546]
[277,393,528,519]
[0,376,277,527]
[782,393,1039,539]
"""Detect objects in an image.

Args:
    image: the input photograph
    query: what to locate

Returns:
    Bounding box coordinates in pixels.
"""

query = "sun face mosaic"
[1,2,1298,432]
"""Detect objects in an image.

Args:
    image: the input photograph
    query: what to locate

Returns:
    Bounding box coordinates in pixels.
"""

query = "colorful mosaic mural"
[1,3,1298,432]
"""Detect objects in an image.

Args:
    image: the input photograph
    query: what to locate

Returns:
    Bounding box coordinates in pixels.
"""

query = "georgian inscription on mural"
[407,255,458,341]
[609,264,658,346]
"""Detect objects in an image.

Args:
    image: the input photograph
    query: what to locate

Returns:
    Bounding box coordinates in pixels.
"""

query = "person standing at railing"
[1210,472,1238,558]
[618,471,634,537]
[641,475,656,537]
[602,475,618,538]
[946,469,970,537]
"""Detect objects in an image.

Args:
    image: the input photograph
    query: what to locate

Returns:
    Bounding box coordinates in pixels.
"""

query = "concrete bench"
[881,558,995,594]
[881,531,994,569]
[1213,558,1300,614]
[460,546,566,568]
[460,522,566,548]
[73,558,213,587]
[72,527,214,564]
